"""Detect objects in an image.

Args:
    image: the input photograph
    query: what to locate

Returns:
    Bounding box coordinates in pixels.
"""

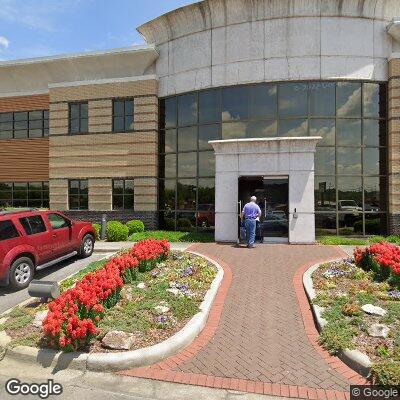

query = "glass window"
[279,83,308,117]
[338,177,362,206]
[279,119,308,137]
[48,214,70,230]
[69,102,88,134]
[178,126,197,152]
[13,183,28,200]
[363,83,383,118]
[222,121,247,139]
[177,212,196,231]
[113,99,134,132]
[68,180,88,210]
[365,214,387,235]
[178,93,197,126]
[250,84,277,119]
[246,120,277,138]
[199,124,220,150]
[164,154,177,179]
[159,210,176,230]
[364,177,385,212]
[199,90,220,123]
[177,179,197,210]
[199,151,215,177]
[364,120,386,147]
[165,129,177,153]
[159,180,175,210]
[310,119,335,146]
[19,215,47,235]
[315,213,337,236]
[112,179,134,210]
[315,176,336,210]
[222,86,250,121]
[363,148,380,175]
[198,178,215,206]
[164,97,177,129]
[178,152,197,178]
[315,148,335,175]
[0,220,19,241]
[309,82,336,117]
[337,148,361,174]
[336,119,361,146]
[337,82,361,117]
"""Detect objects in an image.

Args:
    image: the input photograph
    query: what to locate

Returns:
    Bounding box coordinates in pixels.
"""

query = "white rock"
[166,288,180,296]
[0,317,8,325]
[368,324,390,338]
[32,310,48,328]
[137,282,146,289]
[154,305,170,314]
[101,331,135,350]
[362,304,387,317]
[121,286,133,301]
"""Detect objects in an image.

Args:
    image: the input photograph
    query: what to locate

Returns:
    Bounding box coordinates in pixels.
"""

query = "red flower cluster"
[43,239,170,352]
[355,242,400,278]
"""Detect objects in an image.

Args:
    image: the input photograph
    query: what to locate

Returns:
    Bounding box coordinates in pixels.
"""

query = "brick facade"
[388,58,400,234]
[48,78,159,219]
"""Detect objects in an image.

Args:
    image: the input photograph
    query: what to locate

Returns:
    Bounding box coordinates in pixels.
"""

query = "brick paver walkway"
[122,243,367,397]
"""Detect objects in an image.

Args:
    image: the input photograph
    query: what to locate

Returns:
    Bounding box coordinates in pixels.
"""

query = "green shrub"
[319,320,356,354]
[386,235,400,244]
[126,220,145,235]
[370,361,400,385]
[92,223,101,240]
[106,221,129,242]
[177,218,192,230]
[164,218,175,231]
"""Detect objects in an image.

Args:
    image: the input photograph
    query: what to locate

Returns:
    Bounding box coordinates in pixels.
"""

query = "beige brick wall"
[48,78,159,212]
[49,179,68,210]
[388,59,400,215]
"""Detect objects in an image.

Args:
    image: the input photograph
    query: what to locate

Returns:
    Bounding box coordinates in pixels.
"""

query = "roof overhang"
[387,19,400,42]
[0,45,159,98]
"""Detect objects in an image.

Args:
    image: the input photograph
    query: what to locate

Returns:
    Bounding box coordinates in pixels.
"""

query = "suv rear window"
[0,220,19,241]
[19,215,47,235]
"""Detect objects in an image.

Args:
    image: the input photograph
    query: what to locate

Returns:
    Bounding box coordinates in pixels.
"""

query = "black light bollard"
[100,213,107,240]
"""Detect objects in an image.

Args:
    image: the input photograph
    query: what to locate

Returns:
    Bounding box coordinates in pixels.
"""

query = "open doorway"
[238,176,289,242]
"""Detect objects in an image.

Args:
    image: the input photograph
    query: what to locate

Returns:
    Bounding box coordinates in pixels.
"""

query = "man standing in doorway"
[241,196,262,248]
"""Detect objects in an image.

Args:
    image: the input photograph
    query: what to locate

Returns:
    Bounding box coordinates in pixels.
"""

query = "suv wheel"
[9,257,34,290]
[79,234,94,258]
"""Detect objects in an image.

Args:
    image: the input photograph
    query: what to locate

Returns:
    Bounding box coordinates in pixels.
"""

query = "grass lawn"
[129,230,214,243]
[318,235,400,246]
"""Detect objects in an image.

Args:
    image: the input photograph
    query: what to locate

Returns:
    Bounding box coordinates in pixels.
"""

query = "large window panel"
[164,154,177,179]
[222,121,247,139]
[315,176,336,210]
[177,179,197,210]
[363,147,380,175]
[247,120,277,138]
[364,176,385,212]
[178,93,198,126]
[164,97,177,129]
[178,126,197,152]
[199,124,220,150]
[199,90,220,124]
[337,82,361,117]
[279,119,308,137]
[250,84,277,119]
[309,82,336,117]
[199,151,215,177]
[165,129,177,153]
[363,120,386,147]
[315,148,335,175]
[178,152,197,178]
[222,86,250,121]
[337,147,361,175]
[279,83,308,117]
[315,213,337,236]
[309,119,335,146]
[336,119,361,147]
[363,83,383,118]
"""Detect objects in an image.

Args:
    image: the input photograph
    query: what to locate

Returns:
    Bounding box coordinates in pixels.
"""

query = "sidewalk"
[94,241,193,253]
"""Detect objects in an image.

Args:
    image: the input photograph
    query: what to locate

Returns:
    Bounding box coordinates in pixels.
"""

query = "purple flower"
[388,290,400,300]
[323,268,347,278]
[157,315,168,324]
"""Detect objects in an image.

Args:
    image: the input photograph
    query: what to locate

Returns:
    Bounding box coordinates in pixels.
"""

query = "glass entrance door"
[238,176,289,242]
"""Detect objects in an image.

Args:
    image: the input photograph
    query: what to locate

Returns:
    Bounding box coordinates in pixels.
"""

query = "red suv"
[0,209,96,290]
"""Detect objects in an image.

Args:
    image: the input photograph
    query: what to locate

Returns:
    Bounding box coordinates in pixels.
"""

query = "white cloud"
[0,35,9,49]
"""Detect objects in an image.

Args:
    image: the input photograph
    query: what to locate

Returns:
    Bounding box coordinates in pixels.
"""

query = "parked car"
[0,209,96,290]
[196,204,215,227]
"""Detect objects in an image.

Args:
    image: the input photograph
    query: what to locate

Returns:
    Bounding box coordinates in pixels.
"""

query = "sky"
[0,0,196,61]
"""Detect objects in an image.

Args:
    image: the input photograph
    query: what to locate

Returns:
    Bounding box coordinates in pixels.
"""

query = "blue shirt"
[242,202,261,219]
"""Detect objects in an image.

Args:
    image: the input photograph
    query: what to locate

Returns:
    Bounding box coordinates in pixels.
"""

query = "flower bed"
[0,240,217,355]
[312,243,400,385]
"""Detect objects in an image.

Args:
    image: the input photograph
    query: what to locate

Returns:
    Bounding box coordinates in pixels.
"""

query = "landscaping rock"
[368,324,390,338]
[101,331,135,350]
[32,311,48,328]
[154,303,170,314]
[0,317,8,325]
[121,286,133,301]
[362,304,387,317]
[166,288,180,296]
[137,282,146,289]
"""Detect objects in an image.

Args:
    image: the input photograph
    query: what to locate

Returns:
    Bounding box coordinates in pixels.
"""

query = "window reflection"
[364,177,383,211]
[246,120,277,138]
[222,121,247,139]
[222,86,249,121]
[199,151,215,177]
[315,213,337,235]
[336,119,361,146]
[337,148,361,174]
[164,98,177,129]
[178,126,197,152]
[337,82,361,117]
[364,120,386,147]
[309,82,336,117]
[279,83,308,117]
[363,83,381,118]
[250,84,277,119]
[279,119,308,137]
[199,124,220,150]
[178,152,197,178]
[164,154,176,178]
[316,148,335,175]
[177,180,197,210]
[315,176,336,210]
[165,129,177,153]
[310,119,335,146]
[178,93,197,126]
[199,90,221,124]
[363,148,380,175]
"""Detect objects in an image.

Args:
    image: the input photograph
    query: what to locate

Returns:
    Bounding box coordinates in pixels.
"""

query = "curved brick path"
[122,243,367,397]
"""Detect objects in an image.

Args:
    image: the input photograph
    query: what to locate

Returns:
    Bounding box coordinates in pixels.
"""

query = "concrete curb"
[2,251,224,372]
[303,259,372,378]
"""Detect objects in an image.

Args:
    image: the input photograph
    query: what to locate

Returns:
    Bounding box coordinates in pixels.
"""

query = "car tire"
[79,234,94,258]
[9,257,34,290]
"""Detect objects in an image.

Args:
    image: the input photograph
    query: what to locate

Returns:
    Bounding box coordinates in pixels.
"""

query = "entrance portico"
[209,137,321,244]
